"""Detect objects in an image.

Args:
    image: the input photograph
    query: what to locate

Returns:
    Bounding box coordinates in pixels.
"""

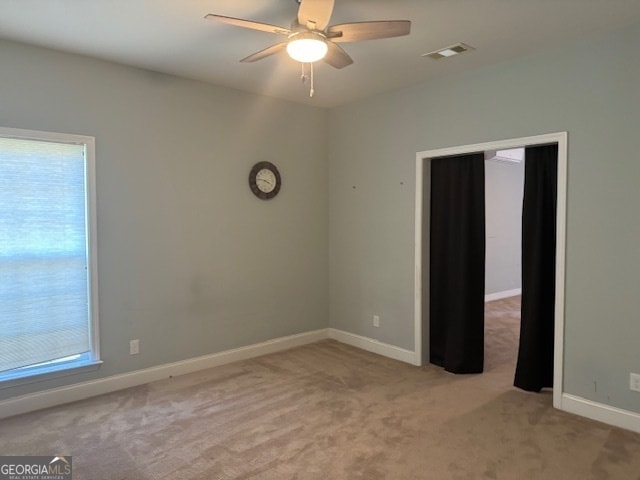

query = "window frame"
[0,126,101,388]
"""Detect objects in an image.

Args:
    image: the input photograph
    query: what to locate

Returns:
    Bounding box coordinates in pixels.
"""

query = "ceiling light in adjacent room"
[486,148,525,164]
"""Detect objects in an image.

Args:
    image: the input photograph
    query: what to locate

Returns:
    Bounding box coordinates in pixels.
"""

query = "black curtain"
[430,153,486,374]
[514,144,558,392]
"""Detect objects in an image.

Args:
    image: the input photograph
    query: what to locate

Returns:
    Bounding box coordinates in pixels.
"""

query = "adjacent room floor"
[1,299,639,479]
[484,295,521,373]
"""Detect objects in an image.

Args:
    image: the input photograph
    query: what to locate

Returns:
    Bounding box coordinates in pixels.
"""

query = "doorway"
[413,132,567,408]
[484,149,524,373]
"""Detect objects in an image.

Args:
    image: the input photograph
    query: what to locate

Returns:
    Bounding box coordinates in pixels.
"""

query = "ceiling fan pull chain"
[310,62,315,97]
[301,62,307,84]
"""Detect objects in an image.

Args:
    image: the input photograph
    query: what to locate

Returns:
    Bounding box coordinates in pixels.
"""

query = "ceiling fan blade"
[298,0,335,31]
[204,14,290,36]
[323,41,353,69]
[240,42,289,63]
[327,20,411,42]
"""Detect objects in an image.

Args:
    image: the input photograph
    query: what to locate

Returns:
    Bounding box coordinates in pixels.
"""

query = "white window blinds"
[0,136,91,375]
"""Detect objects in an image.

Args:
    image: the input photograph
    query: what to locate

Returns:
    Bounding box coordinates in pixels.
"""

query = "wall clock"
[249,161,281,200]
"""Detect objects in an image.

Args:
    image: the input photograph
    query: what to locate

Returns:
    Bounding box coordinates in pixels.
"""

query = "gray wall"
[0,40,328,401]
[485,159,524,295]
[328,24,640,413]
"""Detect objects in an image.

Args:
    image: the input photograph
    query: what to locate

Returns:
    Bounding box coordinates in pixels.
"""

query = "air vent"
[422,42,475,60]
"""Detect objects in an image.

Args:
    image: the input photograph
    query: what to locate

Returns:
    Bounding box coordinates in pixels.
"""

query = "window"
[0,127,100,386]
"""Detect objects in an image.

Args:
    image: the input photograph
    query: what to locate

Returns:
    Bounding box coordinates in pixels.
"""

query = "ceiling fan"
[205,0,411,96]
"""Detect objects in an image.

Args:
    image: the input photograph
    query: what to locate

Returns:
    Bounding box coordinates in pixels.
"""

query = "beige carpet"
[484,295,521,372]
[1,297,639,479]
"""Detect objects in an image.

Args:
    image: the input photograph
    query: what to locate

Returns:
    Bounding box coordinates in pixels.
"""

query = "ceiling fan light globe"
[286,37,328,63]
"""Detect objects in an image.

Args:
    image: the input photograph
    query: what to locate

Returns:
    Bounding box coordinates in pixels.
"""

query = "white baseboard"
[0,328,418,419]
[485,288,522,302]
[0,329,329,420]
[4,328,638,436]
[328,328,418,365]
[560,393,640,434]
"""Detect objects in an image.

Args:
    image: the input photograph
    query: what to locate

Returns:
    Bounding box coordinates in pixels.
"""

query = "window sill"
[0,359,103,390]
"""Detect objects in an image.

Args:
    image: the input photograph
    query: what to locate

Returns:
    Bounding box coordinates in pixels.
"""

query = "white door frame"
[414,132,568,409]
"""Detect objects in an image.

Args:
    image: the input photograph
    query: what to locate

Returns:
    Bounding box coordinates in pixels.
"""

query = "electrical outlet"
[129,339,140,355]
[630,373,640,392]
[373,315,380,328]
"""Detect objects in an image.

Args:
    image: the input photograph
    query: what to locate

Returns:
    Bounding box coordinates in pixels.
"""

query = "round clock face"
[256,168,276,193]
[249,161,281,200]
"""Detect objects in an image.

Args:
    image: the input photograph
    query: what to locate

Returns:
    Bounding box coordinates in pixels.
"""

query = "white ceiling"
[2,0,640,108]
